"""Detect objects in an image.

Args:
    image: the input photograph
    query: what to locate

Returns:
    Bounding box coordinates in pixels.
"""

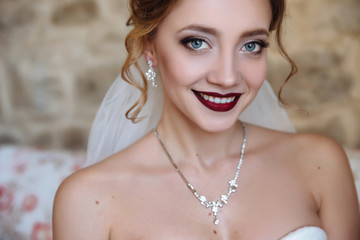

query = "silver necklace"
[154,122,247,225]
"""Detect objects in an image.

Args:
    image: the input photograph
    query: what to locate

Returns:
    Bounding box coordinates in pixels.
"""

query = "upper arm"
[52,170,111,240]
[309,135,360,239]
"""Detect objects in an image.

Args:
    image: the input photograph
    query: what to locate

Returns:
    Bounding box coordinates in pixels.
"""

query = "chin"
[195,116,240,134]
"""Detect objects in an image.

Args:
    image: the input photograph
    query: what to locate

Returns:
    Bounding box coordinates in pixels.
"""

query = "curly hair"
[121,0,297,122]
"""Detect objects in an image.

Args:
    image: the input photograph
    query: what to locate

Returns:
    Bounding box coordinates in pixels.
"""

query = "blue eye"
[244,42,257,52]
[241,41,268,54]
[241,42,261,52]
[181,37,210,51]
[191,39,203,49]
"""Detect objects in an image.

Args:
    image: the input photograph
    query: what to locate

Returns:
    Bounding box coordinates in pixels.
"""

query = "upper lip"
[192,90,241,98]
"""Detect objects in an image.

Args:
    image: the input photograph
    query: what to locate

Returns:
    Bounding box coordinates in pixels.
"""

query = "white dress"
[280,226,327,240]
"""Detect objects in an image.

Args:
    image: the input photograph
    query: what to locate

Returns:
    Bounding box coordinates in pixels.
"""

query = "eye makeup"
[241,40,269,55]
[180,36,211,51]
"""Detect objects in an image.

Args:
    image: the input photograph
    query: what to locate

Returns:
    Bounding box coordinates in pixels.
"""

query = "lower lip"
[193,91,241,112]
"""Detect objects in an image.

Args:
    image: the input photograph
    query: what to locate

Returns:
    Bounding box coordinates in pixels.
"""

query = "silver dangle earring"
[145,60,158,87]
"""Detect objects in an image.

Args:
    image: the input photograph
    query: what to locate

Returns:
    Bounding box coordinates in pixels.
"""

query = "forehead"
[158,0,272,34]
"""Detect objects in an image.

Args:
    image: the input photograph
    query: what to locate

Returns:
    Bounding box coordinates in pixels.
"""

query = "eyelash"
[180,37,269,55]
[241,41,269,55]
[180,37,210,51]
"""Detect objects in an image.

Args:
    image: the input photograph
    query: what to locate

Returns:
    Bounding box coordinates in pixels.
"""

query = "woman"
[53,0,360,239]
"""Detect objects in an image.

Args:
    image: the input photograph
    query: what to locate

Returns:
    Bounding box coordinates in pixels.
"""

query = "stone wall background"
[0,0,359,151]
[268,0,360,148]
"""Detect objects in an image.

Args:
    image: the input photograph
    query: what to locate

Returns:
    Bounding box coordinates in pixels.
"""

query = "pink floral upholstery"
[0,145,85,240]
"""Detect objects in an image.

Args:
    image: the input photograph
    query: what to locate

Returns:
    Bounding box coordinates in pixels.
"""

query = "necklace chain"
[154,122,247,225]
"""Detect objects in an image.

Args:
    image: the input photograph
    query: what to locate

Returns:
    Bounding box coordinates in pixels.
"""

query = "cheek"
[241,57,267,90]
[157,49,209,87]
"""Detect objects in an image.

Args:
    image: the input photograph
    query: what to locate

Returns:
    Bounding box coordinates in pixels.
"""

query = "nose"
[207,50,240,88]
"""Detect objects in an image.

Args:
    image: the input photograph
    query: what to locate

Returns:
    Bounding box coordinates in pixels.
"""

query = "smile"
[199,92,236,104]
[193,90,241,112]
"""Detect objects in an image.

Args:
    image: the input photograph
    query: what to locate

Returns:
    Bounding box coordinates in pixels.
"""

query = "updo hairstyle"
[121,0,297,122]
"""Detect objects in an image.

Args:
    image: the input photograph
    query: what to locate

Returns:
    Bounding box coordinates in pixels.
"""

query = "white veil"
[85,58,295,166]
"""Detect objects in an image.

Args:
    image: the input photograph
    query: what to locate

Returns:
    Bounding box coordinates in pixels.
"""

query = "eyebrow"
[177,24,269,38]
[241,29,269,38]
[177,24,218,36]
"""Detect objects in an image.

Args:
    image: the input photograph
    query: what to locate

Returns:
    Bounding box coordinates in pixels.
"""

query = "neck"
[156,110,244,168]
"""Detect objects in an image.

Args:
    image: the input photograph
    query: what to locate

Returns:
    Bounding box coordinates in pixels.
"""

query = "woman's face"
[148,0,272,132]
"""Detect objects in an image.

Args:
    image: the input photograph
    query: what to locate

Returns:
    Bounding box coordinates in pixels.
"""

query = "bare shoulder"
[292,132,347,163]
[254,128,352,187]
[297,133,360,238]
[285,132,351,184]
[248,124,348,167]
[248,125,360,237]
[52,163,115,240]
[278,130,360,238]
[53,131,159,239]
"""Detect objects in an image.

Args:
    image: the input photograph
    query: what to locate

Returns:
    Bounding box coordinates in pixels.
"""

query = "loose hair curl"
[122,0,297,122]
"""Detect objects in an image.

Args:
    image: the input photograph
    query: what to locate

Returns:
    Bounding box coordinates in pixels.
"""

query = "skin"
[53,0,360,239]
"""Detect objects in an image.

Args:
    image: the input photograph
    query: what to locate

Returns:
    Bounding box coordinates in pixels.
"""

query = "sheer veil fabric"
[85,58,295,166]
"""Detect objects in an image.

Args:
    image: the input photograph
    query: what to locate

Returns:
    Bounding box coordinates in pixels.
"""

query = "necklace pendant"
[154,122,247,227]
[211,204,218,215]
[210,201,221,225]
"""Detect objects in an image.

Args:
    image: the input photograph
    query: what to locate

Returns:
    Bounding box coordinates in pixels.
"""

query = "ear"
[143,37,158,67]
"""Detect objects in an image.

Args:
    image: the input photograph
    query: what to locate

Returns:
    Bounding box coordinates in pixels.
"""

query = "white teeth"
[227,97,235,103]
[199,93,236,104]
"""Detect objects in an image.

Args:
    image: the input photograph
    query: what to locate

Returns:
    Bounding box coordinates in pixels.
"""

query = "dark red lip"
[192,90,241,112]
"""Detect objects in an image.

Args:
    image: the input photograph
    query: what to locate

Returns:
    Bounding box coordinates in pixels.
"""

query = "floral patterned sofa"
[0,145,85,240]
[0,145,359,240]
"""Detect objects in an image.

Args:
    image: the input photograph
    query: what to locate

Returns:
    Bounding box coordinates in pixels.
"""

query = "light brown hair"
[122,0,297,122]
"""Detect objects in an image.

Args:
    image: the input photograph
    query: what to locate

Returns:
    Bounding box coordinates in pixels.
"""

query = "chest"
[108,166,320,240]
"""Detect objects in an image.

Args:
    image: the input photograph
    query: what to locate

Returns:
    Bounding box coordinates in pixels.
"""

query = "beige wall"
[268,0,360,147]
[0,0,359,150]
